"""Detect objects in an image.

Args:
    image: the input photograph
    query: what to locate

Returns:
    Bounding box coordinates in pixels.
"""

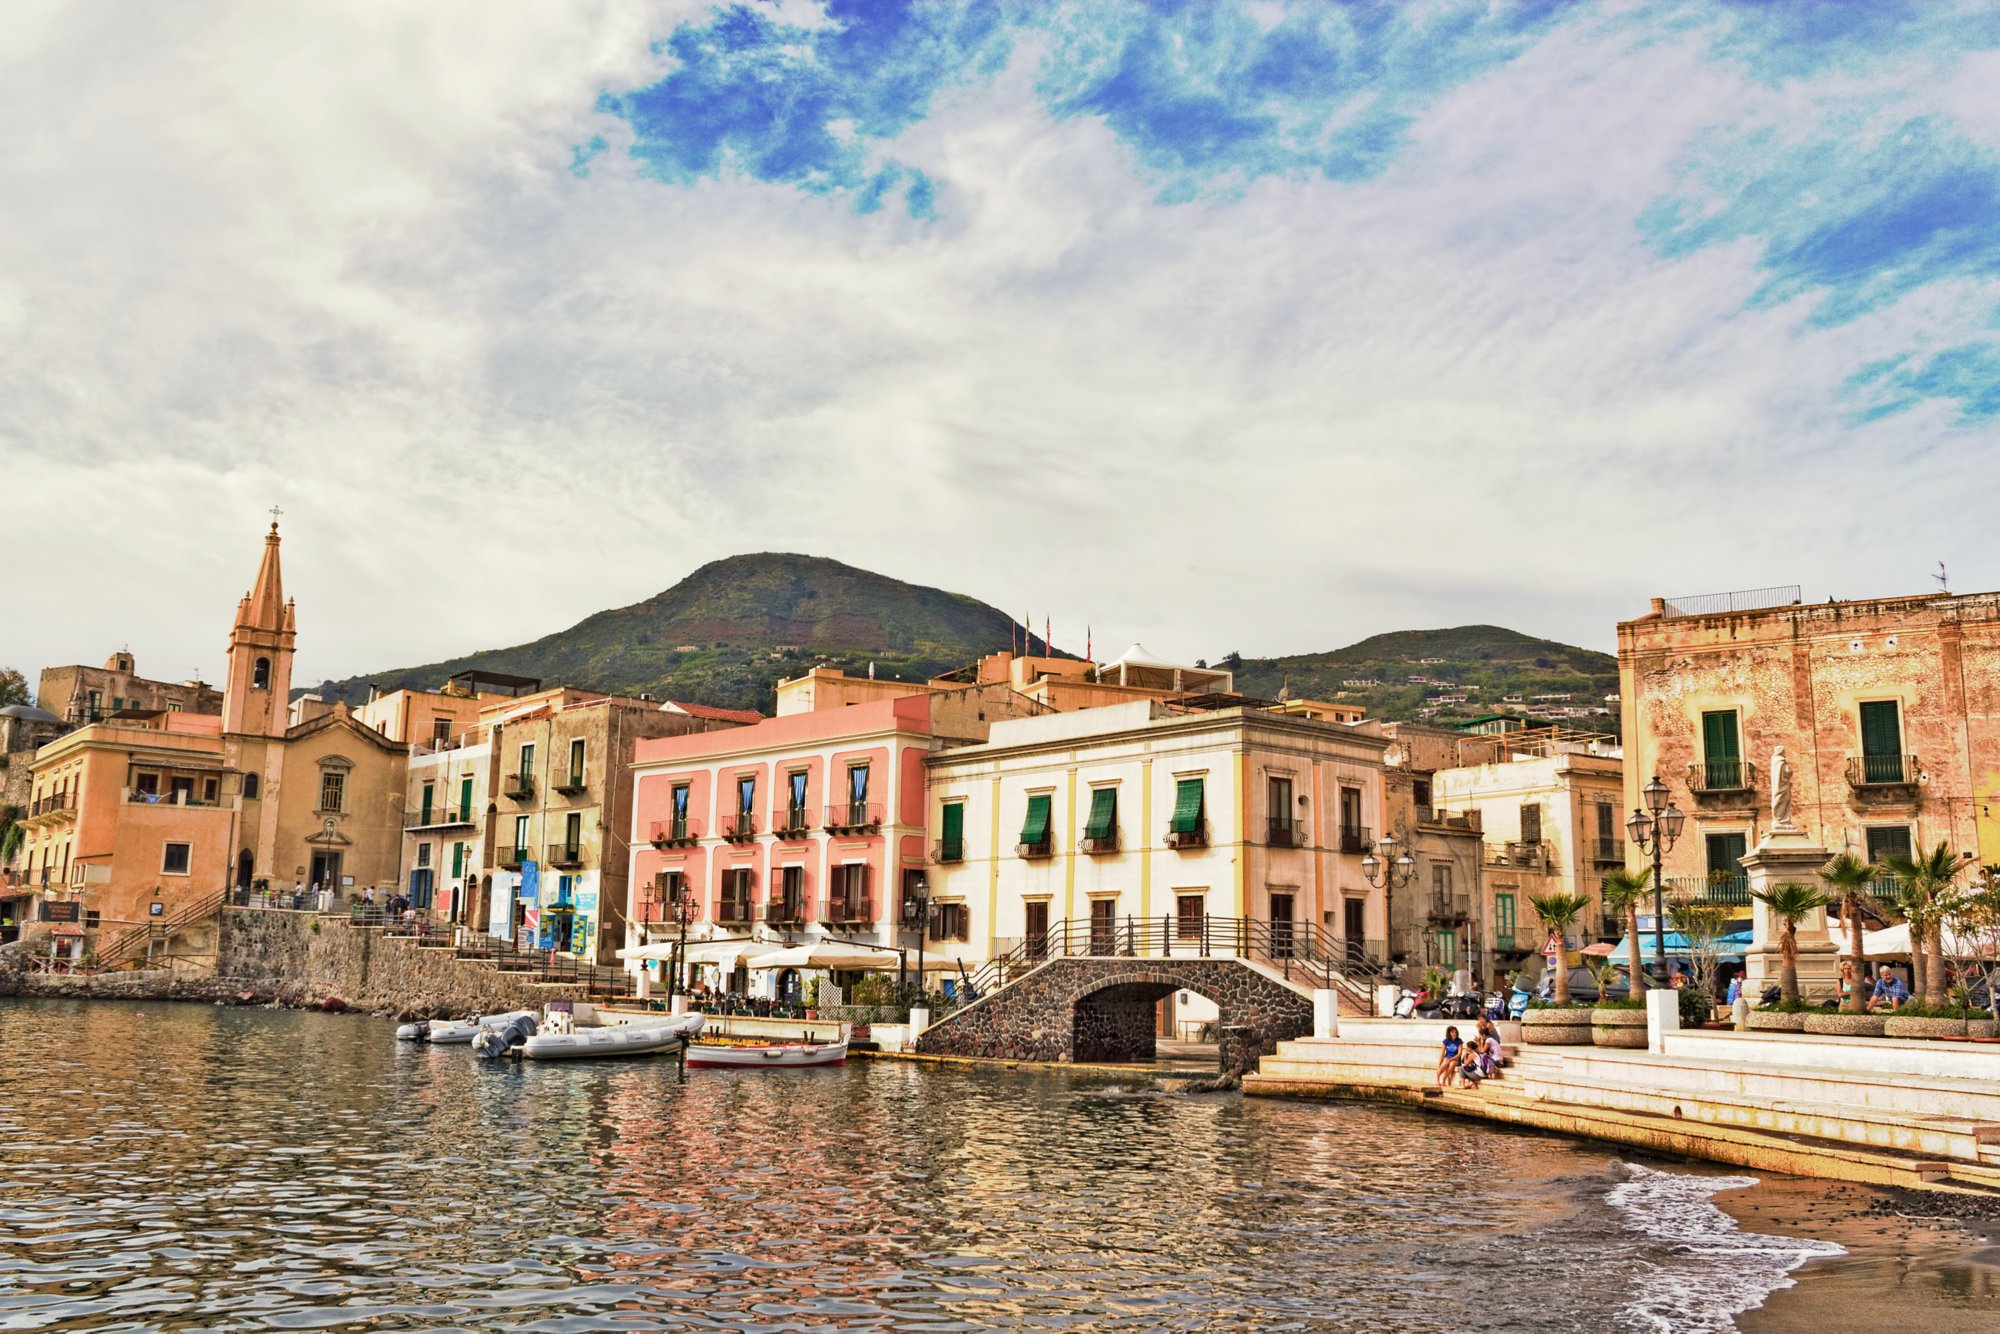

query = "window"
[847,764,870,822]
[563,811,582,851]
[202,778,218,804]
[1025,900,1050,954]
[450,842,465,877]
[318,770,345,813]
[459,776,473,820]
[1865,826,1912,867]
[1700,710,1743,788]
[829,864,871,922]
[1169,778,1204,839]
[432,717,452,744]
[722,868,755,921]
[1858,700,1904,782]
[1083,787,1117,848]
[671,783,690,837]
[568,738,586,787]
[420,782,435,823]
[1433,863,1453,896]
[417,842,432,868]
[939,802,965,862]
[1268,775,1294,837]
[1412,778,1432,813]
[1434,928,1458,968]
[242,771,259,800]
[1705,831,1748,896]
[1019,793,1053,853]
[1519,803,1542,845]
[162,842,192,875]
[252,657,271,690]
[787,771,808,826]
[930,902,969,942]
[518,743,535,781]
[737,774,755,817]
[167,701,181,713]
[512,814,530,856]
[1339,786,1363,844]
[1495,892,1517,950]
[1177,893,1205,940]
[781,865,805,917]
[135,772,158,797]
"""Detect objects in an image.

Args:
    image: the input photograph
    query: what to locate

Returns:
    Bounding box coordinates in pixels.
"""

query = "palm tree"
[1819,852,1879,1013]
[1882,842,1974,1007]
[1598,868,1653,1001]
[1748,880,1829,1004]
[1527,892,1590,1006]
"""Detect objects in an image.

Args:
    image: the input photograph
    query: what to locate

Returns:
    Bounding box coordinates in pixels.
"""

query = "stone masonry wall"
[916,958,1315,1067]
[4,910,583,1018]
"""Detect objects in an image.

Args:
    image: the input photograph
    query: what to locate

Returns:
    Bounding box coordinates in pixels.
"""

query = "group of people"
[1436,1018,1505,1089]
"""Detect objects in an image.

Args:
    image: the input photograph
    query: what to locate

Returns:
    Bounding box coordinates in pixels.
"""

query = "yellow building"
[16,522,410,959]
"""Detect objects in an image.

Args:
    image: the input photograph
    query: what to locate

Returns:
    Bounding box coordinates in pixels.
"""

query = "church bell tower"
[221,517,298,737]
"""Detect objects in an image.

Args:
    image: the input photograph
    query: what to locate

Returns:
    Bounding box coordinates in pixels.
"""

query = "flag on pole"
[1045,616,1052,656]
[1086,625,1092,662]
[1025,610,1032,654]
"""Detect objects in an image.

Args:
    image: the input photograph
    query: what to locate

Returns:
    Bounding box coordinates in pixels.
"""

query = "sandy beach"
[1722,1175,2000,1333]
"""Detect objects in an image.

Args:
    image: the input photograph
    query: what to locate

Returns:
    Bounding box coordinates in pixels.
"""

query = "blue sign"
[519,862,540,903]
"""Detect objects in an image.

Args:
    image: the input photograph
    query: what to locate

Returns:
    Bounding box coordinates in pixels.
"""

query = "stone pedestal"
[1740,830,1839,995]
[1646,989,1681,1053]
[909,1005,931,1038]
[1312,989,1339,1039]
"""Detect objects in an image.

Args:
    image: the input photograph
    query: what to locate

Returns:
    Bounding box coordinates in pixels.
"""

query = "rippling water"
[0,1001,1833,1332]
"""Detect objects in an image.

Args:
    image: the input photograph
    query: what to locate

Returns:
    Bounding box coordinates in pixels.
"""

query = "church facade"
[16,523,409,950]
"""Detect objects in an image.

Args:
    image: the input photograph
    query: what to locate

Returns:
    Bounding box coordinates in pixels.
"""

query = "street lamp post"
[1626,774,1686,988]
[901,875,933,1000]
[667,879,700,1003]
[1360,831,1416,965]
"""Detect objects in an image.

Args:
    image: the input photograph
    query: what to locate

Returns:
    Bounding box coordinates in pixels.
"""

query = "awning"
[751,940,905,971]
[1083,788,1116,840]
[1608,930,1753,961]
[617,942,682,963]
[1021,794,1051,846]
[1169,778,1204,835]
[685,939,785,969]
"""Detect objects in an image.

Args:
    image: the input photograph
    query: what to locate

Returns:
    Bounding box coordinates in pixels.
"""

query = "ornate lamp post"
[1626,774,1686,987]
[667,879,700,1003]
[901,875,933,996]
[1360,831,1416,964]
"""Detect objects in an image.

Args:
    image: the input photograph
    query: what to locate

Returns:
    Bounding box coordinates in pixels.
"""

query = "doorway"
[1343,898,1367,962]
[236,850,254,892]
[309,851,342,895]
[1269,891,1295,958]
[1025,900,1049,957]
[1089,899,1117,954]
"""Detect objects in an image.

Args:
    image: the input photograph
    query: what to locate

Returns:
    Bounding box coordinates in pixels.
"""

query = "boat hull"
[686,1039,848,1069]
[520,1013,705,1061]
[397,1009,536,1044]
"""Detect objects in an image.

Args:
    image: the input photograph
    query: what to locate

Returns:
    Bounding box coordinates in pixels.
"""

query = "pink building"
[626,696,936,989]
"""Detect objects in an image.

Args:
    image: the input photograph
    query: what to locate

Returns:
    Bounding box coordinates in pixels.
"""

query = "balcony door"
[1269,891,1295,959]
[1859,700,1903,782]
[1089,899,1117,954]
[1700,710,1741,789]
[1704,831,1748,897]
[1025,900,1050,957]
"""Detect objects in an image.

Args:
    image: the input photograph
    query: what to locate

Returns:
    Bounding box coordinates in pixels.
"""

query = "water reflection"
[0,1001,1778,1331]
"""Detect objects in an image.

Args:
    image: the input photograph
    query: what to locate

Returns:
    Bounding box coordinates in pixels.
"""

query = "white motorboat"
[396,1009,537,1044]
[686,1038,848,1069]
[518,1011,705,1061]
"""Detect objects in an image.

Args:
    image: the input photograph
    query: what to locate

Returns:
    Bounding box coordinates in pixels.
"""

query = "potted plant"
[1521,892,1593,1045]
[804,978,820,1020]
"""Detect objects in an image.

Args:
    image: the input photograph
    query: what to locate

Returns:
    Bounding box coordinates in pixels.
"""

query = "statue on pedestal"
[1770,746,1795,830]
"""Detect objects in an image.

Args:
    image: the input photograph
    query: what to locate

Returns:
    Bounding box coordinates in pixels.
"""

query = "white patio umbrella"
[616,942,683,963]
[683,939,786,969]
[750,940,906,971]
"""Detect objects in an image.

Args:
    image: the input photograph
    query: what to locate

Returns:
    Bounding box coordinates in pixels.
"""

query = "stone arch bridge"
[914,957,1322,1068]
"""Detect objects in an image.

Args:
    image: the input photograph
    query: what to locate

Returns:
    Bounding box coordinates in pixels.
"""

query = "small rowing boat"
[686,1038,847,1069]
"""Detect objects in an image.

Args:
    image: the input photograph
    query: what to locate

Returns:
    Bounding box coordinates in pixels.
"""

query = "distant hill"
[312,553,1030,714]
[1228,626,1619,731]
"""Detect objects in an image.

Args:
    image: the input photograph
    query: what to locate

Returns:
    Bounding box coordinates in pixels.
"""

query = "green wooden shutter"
[420,782,434,824]
[1084,788,1116,840]
[1858,701,1902,782]
[941,803,964,860]
[1021,794,1052,846]
[1700,710,1741,788]
[459,776,473,820]
[450,842,464,877]
[1169,779,1204,835]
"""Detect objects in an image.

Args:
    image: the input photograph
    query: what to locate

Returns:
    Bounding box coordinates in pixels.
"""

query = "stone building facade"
[1618,588,2000,886]
[36,652,221,726]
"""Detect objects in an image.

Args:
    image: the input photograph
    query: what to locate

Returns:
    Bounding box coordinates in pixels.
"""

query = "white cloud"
[1,1,1995,694]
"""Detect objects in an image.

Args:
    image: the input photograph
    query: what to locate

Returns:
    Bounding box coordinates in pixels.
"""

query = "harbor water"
[0,1000,1854,1331]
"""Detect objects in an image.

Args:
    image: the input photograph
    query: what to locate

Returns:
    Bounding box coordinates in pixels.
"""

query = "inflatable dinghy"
[519,1012,704,1060]
[397,1009,537,1044]
[471,1013,541,1058]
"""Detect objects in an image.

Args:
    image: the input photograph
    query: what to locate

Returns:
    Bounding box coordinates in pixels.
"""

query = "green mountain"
[1228,626,1619,732]
[311,553,1029,714]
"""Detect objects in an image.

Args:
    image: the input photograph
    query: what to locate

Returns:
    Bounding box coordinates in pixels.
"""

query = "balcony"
[1427,893,1472,924]
[822,895,874,926]
[1686,758,1758,797]
[765,897,806,927]
[1667,874,1750,906]
[1422,808,1483,834]
[1164,821,1208,850]
[1266,817,1306,848]
[553,770,588,795]
[546,842,583,869]
[1495,841,1551,870]
[775,807,812,840]
[498,845,528,869]
[721,811,759,842]
[1080,830,1120,855]
[718,894,755,925]
[823,803,883,834]
[1590,838,1626,866]
[1338,826,1370,855]
[1016,835,1052,859]
[933,839,965,864]
[649,819,701,848]
[29,793,75,818]
[125,788,220,810]
[1847,754,1919,795]
[405,804,475,831]
[502,773,535,800]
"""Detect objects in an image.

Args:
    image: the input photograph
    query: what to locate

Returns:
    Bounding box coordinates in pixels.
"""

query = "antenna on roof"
[1935,562,1950,595]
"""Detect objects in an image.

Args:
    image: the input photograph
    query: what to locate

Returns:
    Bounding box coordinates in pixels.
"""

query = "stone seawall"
[5,911,584,1018]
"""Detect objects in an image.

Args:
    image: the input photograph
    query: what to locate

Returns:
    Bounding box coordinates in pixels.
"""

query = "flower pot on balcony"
[1746,1009,1808,1032]
[1589,1007,1648,1048]
[1521,1006,1593,1046]
[1883,1015,1968,1040]
[1802,1012,1887,1038]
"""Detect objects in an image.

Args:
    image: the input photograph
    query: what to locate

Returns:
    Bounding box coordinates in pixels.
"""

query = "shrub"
[1680,987,1718,1027]
[1592,997,1647,1011]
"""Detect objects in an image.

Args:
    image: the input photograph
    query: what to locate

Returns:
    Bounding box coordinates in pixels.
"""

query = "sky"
[4,0,2000,687]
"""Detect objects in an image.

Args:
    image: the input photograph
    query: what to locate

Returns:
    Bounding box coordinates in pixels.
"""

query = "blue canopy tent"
[1607,928,1753,962]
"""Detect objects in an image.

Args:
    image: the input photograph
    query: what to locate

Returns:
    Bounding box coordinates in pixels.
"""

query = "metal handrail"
[1338,826,1369,854]
[405,804,475,830]
[1686,758,1757,794]
[649,819,702,846]
[723,812,759,840]
[823,803,883,832]
[1266,817,1306,847]
[90,888,228,972]
[545,842,583,866]
[502,773,535,798]
[1847,754,1918,787]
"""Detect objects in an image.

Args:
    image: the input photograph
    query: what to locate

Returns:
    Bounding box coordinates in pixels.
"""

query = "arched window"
[252,657,271,690]
[242,772,260,800]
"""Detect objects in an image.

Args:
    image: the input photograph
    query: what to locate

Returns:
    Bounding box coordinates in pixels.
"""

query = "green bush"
[1525,999,1593,1011]
[1591,997,1647,1011]
[1680,987,1718,1027]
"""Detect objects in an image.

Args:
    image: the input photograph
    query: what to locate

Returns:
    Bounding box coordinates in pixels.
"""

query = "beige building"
[1619,584,2000,892]
[36,651,221,727]
[923,700,1393,997]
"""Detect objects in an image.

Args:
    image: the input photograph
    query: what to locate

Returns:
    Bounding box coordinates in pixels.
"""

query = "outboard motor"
[472,1014,538,1059]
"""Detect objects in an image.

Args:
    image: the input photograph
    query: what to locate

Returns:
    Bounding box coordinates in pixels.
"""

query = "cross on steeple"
[268,505,283,531]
